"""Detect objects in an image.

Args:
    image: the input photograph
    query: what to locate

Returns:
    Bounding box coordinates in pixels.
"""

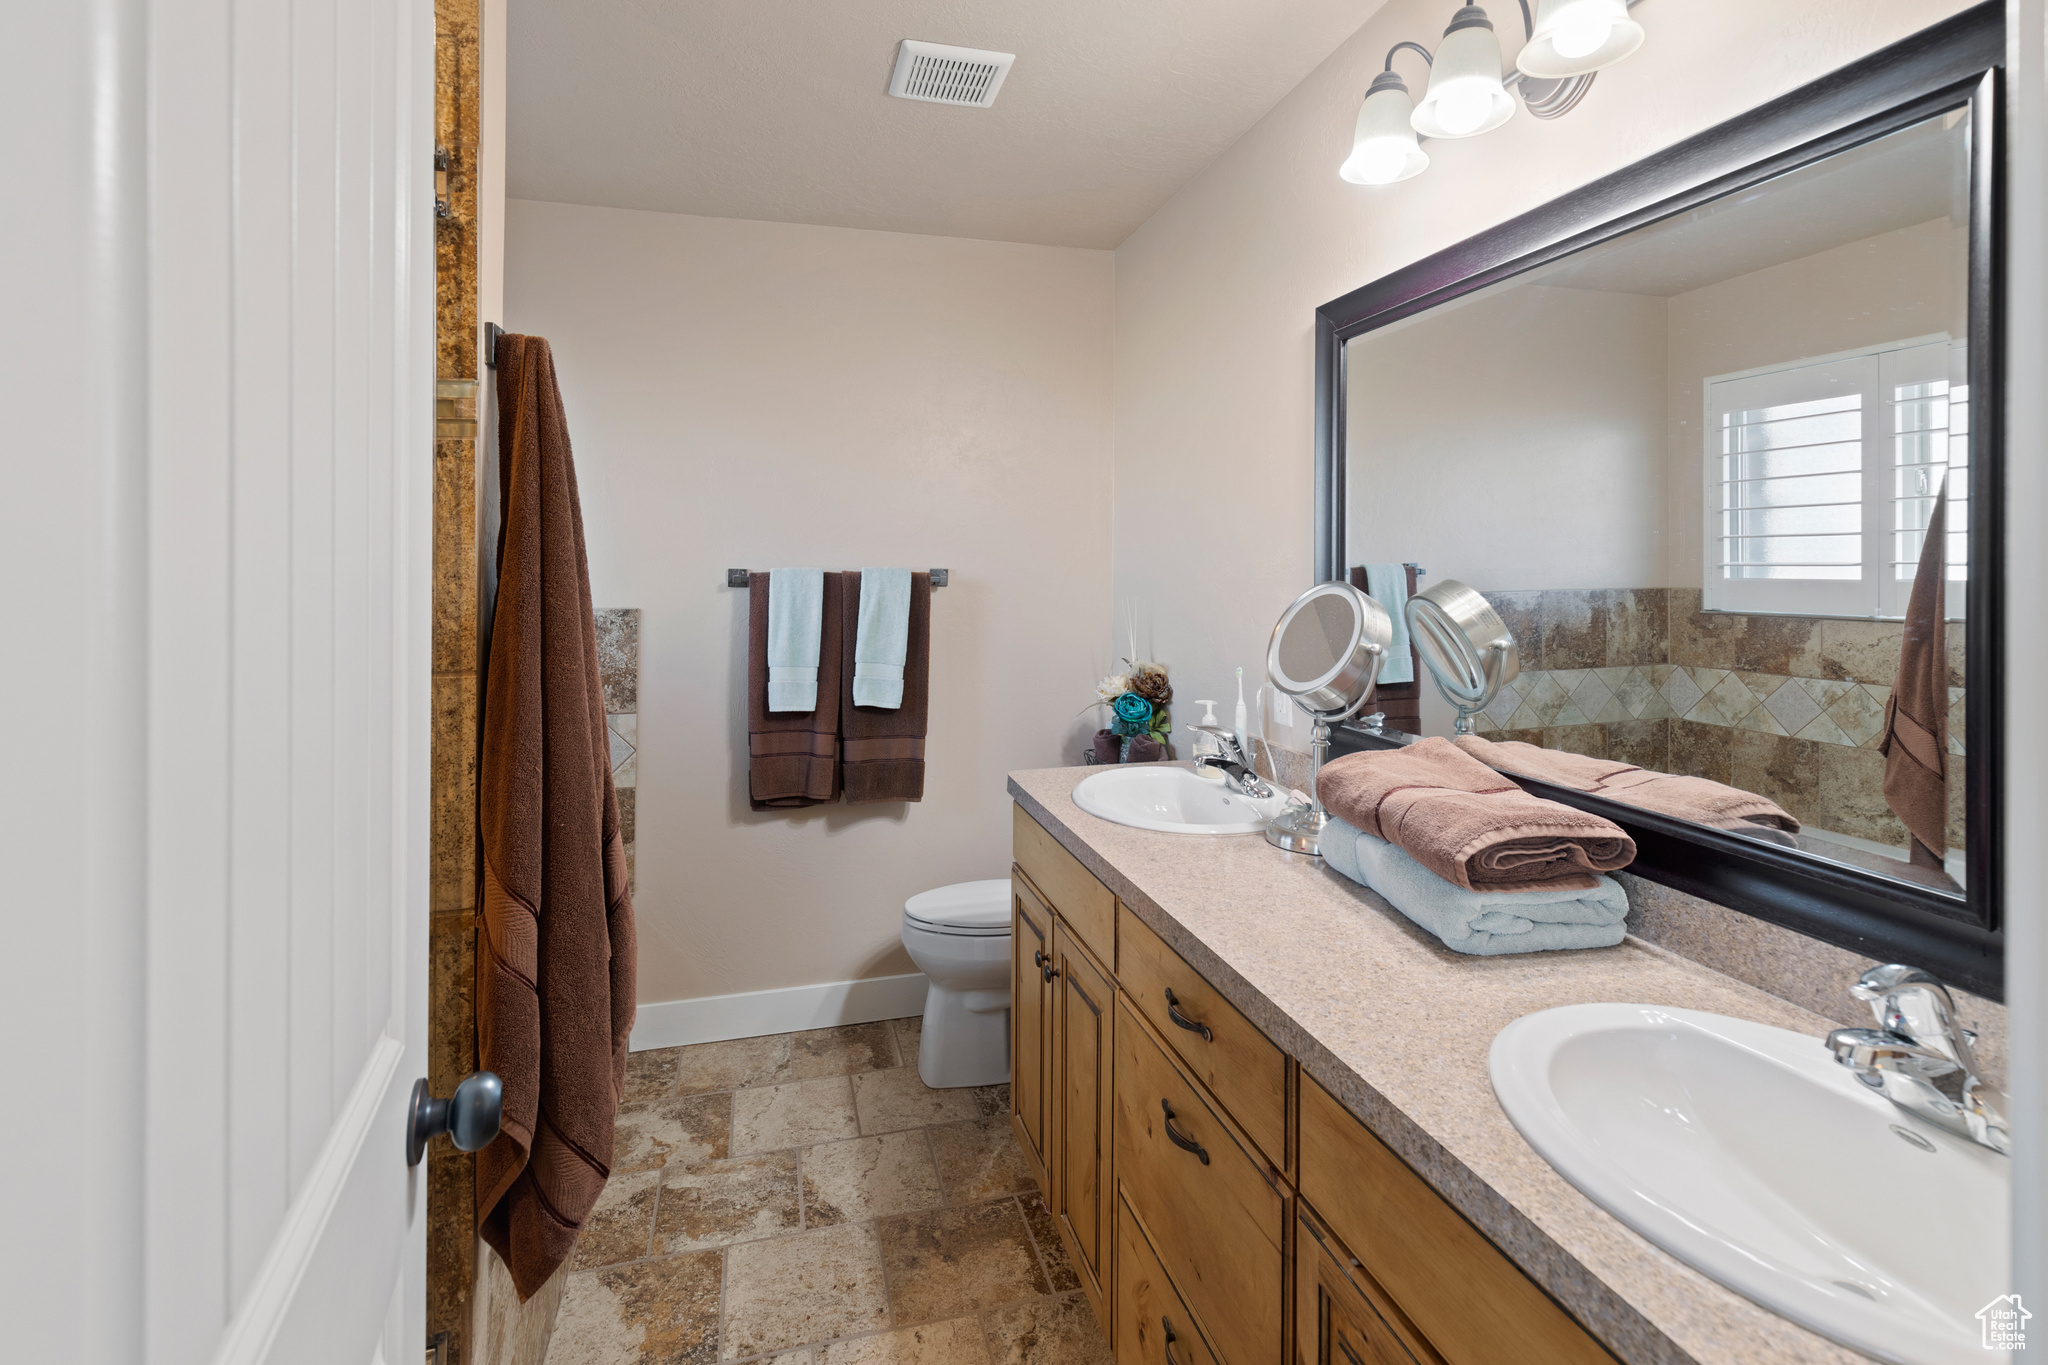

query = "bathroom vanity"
[1009,763,1930,1365]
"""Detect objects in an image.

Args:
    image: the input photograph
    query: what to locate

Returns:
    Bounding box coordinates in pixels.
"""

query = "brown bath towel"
[477,334,637,1299]
[1453,735,1800,834]
[1318,737,1634,893]
[749,572,846,809]
[1882,479,1951,870]
[840,570,930,803]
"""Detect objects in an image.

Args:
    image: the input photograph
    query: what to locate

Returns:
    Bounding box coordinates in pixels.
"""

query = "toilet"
[899,879,1013,1088]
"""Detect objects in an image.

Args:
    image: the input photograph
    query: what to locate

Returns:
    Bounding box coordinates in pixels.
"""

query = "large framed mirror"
[1314,3,2003,995]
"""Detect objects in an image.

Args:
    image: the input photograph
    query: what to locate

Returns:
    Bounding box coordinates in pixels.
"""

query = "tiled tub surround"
[1464,588,1966,852]
[1007,763,2007,1365]
[596,607,640,888]
[546,1016,1112,1365]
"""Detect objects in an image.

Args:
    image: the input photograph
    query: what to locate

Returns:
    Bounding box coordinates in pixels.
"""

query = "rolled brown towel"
[1091,730,1122,765]
[1125,734,1163,763]
[1318,737,1634,893]
[1453,735,1799,833]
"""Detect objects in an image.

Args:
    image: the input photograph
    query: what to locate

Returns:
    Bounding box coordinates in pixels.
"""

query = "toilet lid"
[904,879,1012,935]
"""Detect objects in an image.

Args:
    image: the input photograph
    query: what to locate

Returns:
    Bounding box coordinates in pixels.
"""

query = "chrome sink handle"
[1828,964,2009,1155]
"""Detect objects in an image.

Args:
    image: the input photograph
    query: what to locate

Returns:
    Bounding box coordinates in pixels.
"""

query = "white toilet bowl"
[900,879,1012,1088]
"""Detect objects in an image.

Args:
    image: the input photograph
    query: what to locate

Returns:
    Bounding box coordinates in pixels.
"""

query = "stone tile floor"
[545,1016,1112,1365]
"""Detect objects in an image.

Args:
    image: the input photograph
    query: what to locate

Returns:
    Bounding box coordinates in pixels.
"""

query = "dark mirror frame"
[1314,3,2005,997]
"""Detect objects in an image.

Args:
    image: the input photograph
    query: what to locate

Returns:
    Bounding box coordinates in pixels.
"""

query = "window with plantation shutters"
[1703,335,1967,619]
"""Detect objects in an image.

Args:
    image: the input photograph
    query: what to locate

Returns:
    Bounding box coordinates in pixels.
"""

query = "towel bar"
[727,569,948,588]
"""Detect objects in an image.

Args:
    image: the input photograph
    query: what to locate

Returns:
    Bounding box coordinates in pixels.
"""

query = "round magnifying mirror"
[1264,581,1393,857]
[1403,579,1520,735]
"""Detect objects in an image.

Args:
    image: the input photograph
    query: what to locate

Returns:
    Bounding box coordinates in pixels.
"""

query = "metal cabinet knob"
[407,1071,503,1166]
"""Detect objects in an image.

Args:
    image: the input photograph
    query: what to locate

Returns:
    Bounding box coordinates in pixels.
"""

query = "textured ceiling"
[505,0,1387,249]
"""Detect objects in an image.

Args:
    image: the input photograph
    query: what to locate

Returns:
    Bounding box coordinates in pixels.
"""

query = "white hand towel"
[767,568,825,712]
[1320,818,1627,956]
[1364,563,1414,686]
[852,567,912,709]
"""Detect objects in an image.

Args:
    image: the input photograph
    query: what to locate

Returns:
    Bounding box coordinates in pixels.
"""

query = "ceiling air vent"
[887,40,1016,108]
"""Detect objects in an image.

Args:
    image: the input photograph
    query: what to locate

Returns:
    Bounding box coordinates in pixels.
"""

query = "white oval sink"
[1491,1004,2010,1365]
[1071,765,1285,834]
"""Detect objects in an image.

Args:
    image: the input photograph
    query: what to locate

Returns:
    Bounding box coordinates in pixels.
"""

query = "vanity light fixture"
[1340,0,1647,184]
[1517,0,1644,78]
[1341,58,1431,185]
[1411,7,1516,139]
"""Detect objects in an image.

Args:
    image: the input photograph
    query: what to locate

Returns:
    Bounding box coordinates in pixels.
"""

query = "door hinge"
[426,1330,452,1365]
[434,146,452,220]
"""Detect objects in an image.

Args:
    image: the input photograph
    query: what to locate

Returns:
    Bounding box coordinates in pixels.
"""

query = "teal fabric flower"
[1112,692,1153,724]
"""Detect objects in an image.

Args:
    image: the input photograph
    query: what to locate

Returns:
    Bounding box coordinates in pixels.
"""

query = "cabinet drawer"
[1299,1077,1616,1365]
[1115,997,1285,1365]
[1118,1195,1225,1365]
[1295,1204,1437,1365]
[1117,904,1288,1168]
[1014,804,1114,965]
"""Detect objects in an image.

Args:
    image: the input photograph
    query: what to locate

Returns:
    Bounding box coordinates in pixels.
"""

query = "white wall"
[1348,283,1668,593]
[504,200,1115,1008]
[1110,0,1979,753]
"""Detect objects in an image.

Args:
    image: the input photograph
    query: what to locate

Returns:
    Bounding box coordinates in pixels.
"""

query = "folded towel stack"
[1321,818,1629,955]
[1317,737,1634,893]
[1452,735,1799,833]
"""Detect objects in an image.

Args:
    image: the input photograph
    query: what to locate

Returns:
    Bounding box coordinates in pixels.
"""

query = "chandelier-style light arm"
[1384,40,1435,73]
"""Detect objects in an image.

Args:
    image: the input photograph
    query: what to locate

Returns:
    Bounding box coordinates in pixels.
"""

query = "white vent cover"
[887,40,1016,108]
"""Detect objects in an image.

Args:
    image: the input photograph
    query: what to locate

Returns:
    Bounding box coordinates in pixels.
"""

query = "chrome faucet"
[1825,964,2008,1154]
[1187,725,1276,800]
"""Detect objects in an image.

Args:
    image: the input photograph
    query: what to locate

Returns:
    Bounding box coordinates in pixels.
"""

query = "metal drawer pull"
[1163,988,1214,1042]
[1162,1317,1186,1365]
[1337,1335,1367,1365]
[1160,1099,1210,1164]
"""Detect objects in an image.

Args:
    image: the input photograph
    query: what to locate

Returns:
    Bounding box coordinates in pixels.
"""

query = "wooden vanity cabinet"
[1012,801,1616,1365]
[1010,871,1054,1191]
[1051,917,1117,1318]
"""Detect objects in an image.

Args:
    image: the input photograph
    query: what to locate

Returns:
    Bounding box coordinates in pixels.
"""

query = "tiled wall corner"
[596,607,640,890]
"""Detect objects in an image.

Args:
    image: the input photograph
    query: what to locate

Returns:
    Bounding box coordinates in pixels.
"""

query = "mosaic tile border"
[1478,665,1965,756]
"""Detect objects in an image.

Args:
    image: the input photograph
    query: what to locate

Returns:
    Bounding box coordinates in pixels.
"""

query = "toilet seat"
[902,879,1011,937]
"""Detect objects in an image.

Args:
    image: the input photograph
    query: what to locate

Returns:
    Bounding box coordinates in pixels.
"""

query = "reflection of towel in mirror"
[1880,478,1950,870]
[1453,735,1799,833]
[1321,818,1628,955]
[1317,738,1634,893]
[1363,563,1413,686]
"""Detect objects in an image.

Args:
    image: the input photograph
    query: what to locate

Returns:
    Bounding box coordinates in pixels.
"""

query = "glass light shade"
[1340,77,1429,185]
[1517,0,1644,78]
[1411,11,1515,139]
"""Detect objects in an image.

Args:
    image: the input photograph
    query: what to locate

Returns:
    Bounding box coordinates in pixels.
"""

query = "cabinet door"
[1011,871,1053,1190]
[1051,917,1116,1319]
[1295,1206,1436,1365]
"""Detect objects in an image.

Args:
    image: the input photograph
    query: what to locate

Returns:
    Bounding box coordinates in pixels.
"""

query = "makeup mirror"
[1266,581,1393,856]
[1405,580,1521,736]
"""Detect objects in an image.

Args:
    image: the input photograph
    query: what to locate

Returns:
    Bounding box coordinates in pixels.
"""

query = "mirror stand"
[1264,670,1382,857]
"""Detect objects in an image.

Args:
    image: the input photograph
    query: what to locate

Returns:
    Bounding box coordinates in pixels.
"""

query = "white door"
[0,0,438,1363]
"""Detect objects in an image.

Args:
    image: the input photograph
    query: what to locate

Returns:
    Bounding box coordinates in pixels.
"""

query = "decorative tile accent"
[609,711,639,789]
[596,607,640,887]
[1659,666,1705,717]
[1761,677,1822,735]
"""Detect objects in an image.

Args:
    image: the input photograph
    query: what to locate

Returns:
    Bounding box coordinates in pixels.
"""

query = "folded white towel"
[852,567,912,709]
[1320,817,1627,956]
[767,568,825,712]
[1364,563,1413,686]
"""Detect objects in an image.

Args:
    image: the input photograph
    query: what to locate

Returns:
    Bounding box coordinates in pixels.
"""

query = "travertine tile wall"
[595,608,639,889]
[429,0,484,1352]
[1472,587,1966,850]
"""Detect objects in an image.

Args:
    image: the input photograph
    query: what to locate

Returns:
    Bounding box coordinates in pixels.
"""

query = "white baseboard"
[630,972,930,1052]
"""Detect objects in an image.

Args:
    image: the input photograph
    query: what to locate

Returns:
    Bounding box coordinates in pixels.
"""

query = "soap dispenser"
[1188,700,1223,779]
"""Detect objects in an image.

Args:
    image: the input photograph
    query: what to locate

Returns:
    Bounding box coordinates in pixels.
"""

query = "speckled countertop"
[1008,764,1880,1365]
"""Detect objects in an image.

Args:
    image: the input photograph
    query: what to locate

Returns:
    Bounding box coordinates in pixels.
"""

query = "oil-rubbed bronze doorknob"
[406,1071,503,1166]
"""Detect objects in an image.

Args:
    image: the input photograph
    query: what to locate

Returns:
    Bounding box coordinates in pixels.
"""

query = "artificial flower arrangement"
[1090,659,1173,763]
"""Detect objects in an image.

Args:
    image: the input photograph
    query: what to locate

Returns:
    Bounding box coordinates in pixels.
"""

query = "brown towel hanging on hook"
[1880,475,1952,873]
[476,333,638,1298]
